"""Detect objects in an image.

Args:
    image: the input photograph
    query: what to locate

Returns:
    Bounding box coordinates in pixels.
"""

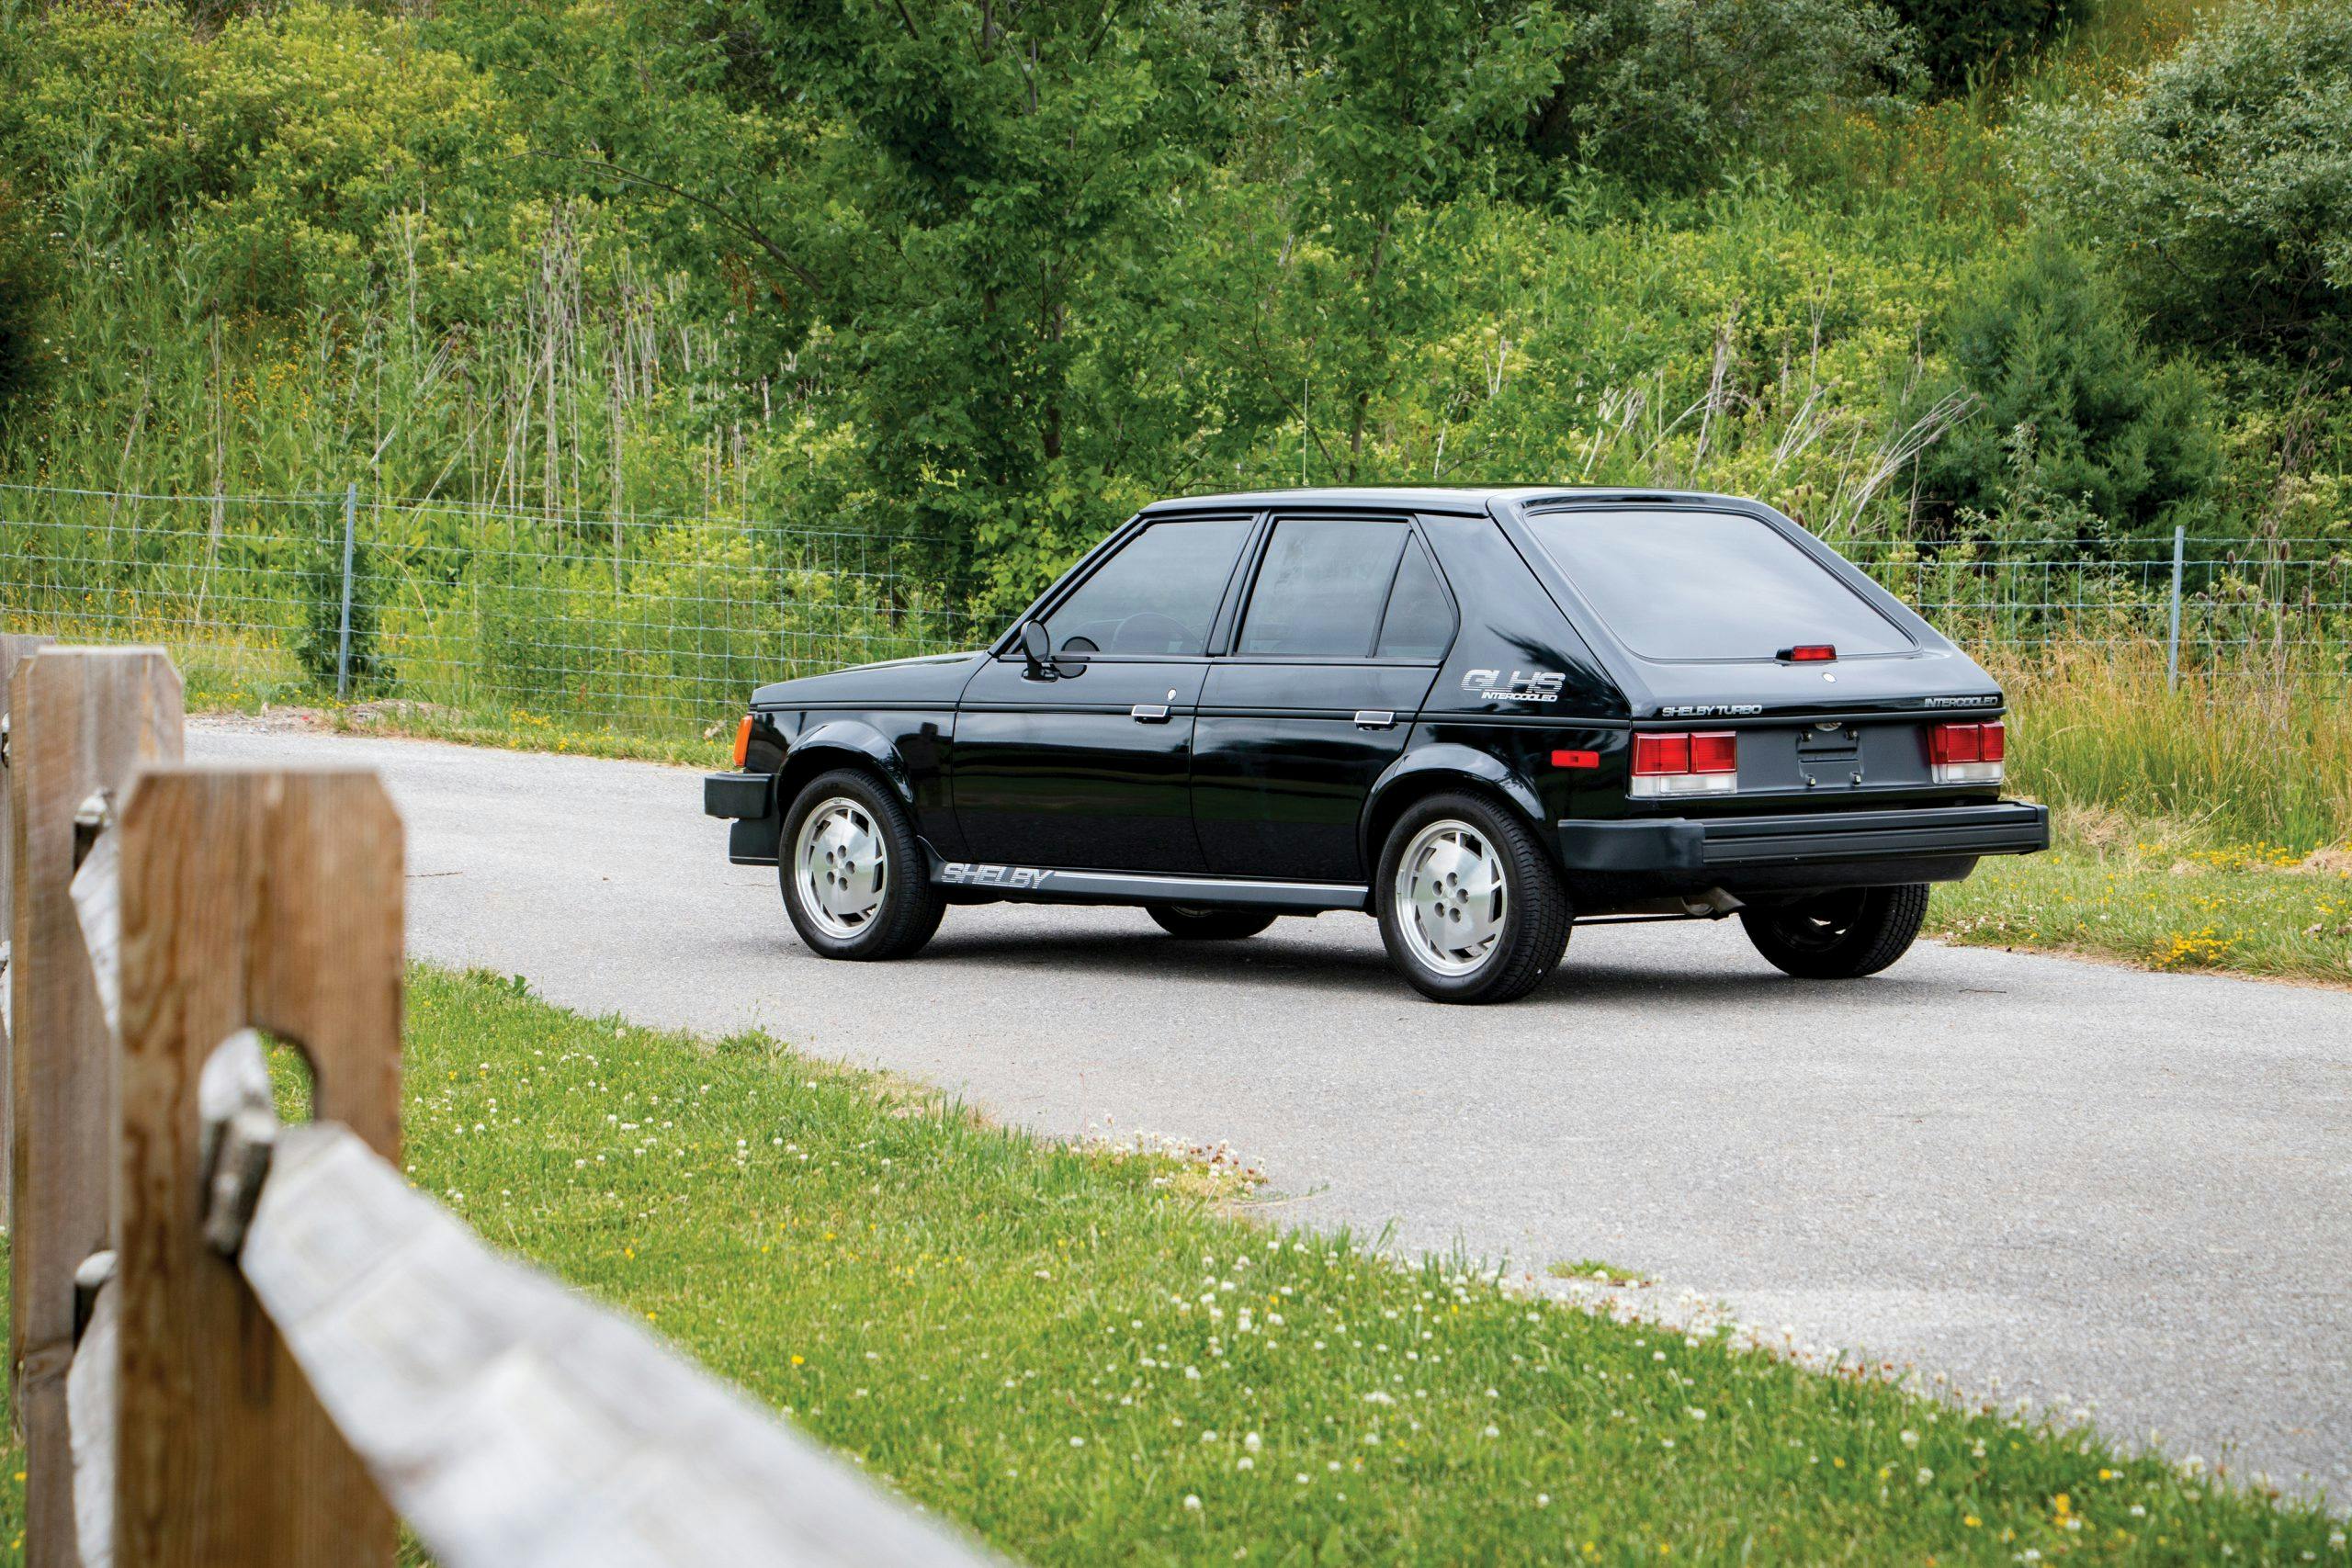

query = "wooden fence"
[5,642,998,1567]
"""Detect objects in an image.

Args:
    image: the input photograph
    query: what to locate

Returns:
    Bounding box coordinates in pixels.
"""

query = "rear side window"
[1238,519,1410,658]
[1044,517,1250,657]
[1522,508,1913,660]
[1374,538,1454,660]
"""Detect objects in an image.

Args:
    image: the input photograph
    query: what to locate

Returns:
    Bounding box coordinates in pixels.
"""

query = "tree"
[1919,237,2217,549]
[2019,2,2352,368]
[1884,0,2084,95]
[740,0,1216,608]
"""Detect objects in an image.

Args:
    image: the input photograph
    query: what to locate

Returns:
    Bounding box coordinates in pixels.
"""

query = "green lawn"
[1929,829,2352,987]
[12,966,2345,1563]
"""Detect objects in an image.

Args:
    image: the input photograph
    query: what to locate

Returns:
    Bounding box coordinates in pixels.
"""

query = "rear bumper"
[1558,801,2050,879]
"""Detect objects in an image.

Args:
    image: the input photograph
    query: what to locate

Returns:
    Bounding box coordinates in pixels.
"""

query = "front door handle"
[1353,709,1396,729]
[1131,704,1171,723]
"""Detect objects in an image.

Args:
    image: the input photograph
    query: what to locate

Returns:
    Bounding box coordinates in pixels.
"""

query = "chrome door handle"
[1353,710,1396,729]
[1131,704,1171,723]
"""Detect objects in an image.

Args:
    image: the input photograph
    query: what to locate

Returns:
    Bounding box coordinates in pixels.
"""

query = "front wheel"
[1374,793,1571,1004]
[1148,905,1277,941]
[778,769,944,960]
[1739,884,1928,978]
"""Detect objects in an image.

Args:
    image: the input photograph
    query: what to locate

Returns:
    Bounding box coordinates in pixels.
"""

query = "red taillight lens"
[1780,644,1838,662]
[1633,733,1690,776]
[1689,731,1737,773]
[1979,720,2006,762]
[732,714,754,768]
[1928,723,1980,765]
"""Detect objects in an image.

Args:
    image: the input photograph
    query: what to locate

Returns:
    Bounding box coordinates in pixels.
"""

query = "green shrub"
[1885,0,2086,93]
[1529,0,1916,192]
[1918,237,2218,548]
[0,182,51,428]
[2018,1,2352,367]
[292,501,394,697]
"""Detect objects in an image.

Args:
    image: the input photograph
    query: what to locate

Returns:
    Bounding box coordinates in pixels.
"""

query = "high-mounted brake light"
[1928,720,2005,784]
[1632,730,1738,797]
[1779,644,1838,662]
[732,714,754,769]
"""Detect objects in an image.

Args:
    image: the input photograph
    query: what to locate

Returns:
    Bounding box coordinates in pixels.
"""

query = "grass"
[1928,812,2352,985]
[10,966,2347,1563]
[1544,1260,1654,1289]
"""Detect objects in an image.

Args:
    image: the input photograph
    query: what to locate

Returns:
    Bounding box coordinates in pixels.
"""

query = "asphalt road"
[189,718,2352,1499]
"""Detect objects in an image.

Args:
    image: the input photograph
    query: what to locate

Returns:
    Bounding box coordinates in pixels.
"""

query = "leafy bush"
[1885,0,2086,93]
[0,182,51,427]
[292,501,394,697]
[1529,0,1915,192]
[2018,2,2352,366]
[1919,238,2216,548]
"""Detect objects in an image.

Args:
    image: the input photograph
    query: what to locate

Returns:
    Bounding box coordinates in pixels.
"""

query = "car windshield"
[1521,508,1913,660]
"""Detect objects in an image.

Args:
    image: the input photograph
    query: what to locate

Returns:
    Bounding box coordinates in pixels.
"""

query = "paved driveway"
[190,718,2352,1498]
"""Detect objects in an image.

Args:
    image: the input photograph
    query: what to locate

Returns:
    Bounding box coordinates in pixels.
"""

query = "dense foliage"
[0,0,2346,637]
[2021,0,2352,363]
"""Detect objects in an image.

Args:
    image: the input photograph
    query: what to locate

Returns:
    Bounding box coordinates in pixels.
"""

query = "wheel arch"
[1359,745,1549,873]
[773,718,918,816]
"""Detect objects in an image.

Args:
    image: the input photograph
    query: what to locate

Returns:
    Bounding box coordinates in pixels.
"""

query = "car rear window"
[1521,508,1913,660]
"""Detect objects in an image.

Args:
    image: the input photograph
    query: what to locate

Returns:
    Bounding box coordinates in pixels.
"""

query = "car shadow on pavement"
[902,922,1951,1010]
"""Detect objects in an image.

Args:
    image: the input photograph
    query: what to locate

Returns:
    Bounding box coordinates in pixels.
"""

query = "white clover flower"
[1182,1495,1201,1512]
[1484,1426,1500,1438]
[1900,1429,1919,1449]
[1244,1432,1262,1452]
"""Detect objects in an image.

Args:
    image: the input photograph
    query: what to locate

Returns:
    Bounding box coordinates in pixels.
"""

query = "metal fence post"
[336,481,357,701]
[2165,524,2187,690]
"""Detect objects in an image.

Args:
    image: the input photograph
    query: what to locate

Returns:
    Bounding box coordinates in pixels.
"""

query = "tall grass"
[2002,645,2352,850]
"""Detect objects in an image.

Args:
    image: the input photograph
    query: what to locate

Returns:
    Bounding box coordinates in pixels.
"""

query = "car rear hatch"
[1512,503,2006,799]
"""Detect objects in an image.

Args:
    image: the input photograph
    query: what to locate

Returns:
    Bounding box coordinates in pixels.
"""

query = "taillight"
[1779,644,1838,662]
[1928,720,2004,784]
[732,714,754,769]
[1631,730,1738,797]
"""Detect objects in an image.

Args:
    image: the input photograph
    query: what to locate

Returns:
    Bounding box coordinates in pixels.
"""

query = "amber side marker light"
[732,714,754,768]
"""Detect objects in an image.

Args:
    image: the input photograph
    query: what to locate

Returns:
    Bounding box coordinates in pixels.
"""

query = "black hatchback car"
[705,487,2048,1003]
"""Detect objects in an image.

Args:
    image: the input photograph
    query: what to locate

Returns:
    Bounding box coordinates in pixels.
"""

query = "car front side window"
[1040,518,1250,658]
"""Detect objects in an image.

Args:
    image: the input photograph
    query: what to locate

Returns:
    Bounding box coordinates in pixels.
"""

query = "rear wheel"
[778,768,944,960]
[1148,905,1277,941]
[1739,884,1928,978]
[1374,792,1570,1004]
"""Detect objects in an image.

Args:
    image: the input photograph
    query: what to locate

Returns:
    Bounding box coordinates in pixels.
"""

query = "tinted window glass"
[1238,520,1408,658]
[1522,508,1912,660]
[1044,518,1250,657]
[1375,538,1454,659]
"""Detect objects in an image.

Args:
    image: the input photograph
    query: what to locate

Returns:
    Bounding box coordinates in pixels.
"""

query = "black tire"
[1739,884,1928,979]
[1148,904,1277,941]
[1374,791,1571,1004]
[777,768,945,960]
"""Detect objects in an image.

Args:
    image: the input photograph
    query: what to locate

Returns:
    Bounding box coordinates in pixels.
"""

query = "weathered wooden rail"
[6,640,999,1567]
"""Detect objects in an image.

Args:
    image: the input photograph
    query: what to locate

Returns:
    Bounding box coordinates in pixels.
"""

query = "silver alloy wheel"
[1392,818,1510,977]
[792,796,888,940]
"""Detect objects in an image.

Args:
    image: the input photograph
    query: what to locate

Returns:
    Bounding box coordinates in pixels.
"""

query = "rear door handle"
[1131,704,1171,723]
[1353,710,1396,729]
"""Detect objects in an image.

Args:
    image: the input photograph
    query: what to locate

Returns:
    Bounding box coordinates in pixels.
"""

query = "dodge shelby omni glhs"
[705,488,2048,1003]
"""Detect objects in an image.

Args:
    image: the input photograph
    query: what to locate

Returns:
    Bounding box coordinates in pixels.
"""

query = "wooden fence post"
[112,768,401,1568]
[1,630,56,1215]
[6,647,181,1568]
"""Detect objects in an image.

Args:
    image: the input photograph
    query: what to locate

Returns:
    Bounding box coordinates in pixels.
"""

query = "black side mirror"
[1018,619,1054,676]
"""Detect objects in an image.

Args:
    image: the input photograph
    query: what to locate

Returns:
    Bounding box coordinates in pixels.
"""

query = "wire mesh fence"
[2,483,2346,739]
[1839,536,2352,672]
[0,482,978,736]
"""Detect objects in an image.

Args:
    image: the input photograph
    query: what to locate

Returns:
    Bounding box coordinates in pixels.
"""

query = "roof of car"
[1140,485,1752,516]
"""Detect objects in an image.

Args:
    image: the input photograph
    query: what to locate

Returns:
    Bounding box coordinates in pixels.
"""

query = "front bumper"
[1558,801,2050,879]
[705,771,782,865]
[704,771,771,819]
